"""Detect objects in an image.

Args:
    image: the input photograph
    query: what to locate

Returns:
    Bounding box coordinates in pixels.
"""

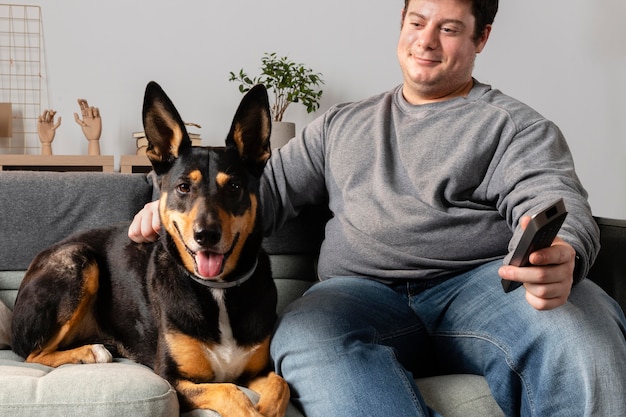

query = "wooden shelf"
[0,155,114,172]
[120,155,152,174]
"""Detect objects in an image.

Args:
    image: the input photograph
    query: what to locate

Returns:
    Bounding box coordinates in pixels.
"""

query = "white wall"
[474,0,626,219]
[3,0,625,218]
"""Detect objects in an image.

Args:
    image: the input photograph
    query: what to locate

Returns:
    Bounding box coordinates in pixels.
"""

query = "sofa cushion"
[0,348,304,417]
[0,171,153,271]
[0,270,23,308]
[0,352,178,417]
[416,374,504,417]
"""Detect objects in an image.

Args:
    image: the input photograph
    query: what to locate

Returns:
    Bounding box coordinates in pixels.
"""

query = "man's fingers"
[525,289,569,311]
[128,202,160,243]
[528,239,575,267]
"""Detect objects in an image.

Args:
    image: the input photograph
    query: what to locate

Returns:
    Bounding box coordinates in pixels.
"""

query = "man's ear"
[142,81,191,175]
[225,84,272,177]
[475,24,492,53]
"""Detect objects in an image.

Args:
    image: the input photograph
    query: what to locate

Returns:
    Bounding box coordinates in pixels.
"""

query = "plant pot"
[270,121,295,149]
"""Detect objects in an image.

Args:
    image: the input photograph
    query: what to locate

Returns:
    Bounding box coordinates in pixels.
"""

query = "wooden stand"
[119,155,151,173]
[0,155,114,172]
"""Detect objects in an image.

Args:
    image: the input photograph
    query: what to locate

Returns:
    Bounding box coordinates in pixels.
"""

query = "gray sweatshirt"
[261,80,599,283]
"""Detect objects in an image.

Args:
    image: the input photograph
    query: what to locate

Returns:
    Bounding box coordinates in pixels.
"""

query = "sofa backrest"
[0,171,154,271]
[262,205,330,279]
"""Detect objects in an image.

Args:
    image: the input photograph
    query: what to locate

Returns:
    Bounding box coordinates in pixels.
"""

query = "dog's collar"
[188,257,258,289]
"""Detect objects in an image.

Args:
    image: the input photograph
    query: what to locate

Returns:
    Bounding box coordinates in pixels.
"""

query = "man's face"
[397,0,490,104]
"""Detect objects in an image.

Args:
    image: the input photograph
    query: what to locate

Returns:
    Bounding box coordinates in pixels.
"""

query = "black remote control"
[502,198,568,293]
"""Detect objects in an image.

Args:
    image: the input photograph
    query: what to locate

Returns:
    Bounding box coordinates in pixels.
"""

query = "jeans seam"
[377,322,424,342]
[385,343,428,417]
[375,322,429,416]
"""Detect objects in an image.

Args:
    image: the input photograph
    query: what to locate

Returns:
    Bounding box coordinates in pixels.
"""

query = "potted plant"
[229,52,324,148]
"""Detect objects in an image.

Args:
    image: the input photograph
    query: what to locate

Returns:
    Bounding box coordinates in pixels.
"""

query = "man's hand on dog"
[128,201,160,243]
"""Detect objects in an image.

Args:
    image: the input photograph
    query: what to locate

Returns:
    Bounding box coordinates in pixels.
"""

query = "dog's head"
[142,81,271,284]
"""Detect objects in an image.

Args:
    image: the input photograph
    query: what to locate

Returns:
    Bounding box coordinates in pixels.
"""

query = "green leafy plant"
[229,52,324,122]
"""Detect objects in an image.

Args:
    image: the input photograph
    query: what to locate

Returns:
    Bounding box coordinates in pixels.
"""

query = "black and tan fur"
[11,81,289,417]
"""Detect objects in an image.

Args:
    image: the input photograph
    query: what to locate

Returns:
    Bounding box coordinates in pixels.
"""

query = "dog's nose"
[194,225,221,246]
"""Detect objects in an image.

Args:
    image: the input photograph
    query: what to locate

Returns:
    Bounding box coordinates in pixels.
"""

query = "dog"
[11,81,290,417]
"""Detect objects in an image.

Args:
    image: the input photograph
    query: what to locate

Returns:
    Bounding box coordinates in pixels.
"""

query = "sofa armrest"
[588,217,626,312]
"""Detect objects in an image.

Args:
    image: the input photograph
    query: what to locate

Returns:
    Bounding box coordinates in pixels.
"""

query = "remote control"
[502,198,568,293]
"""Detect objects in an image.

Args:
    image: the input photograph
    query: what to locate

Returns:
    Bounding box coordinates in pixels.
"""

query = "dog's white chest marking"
[206,289,259,382]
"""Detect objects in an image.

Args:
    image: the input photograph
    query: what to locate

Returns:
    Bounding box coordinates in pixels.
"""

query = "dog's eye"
[177,183,191,194]
[226,181,241,193]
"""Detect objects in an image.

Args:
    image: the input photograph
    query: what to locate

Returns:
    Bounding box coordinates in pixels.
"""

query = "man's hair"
[403,0,499,42]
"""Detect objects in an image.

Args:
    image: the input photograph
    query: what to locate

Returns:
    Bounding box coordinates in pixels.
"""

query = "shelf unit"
[0,155,114,172]
[119,155,151,173]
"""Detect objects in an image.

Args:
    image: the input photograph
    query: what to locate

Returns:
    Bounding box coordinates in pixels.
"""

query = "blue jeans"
[271,260,626,417]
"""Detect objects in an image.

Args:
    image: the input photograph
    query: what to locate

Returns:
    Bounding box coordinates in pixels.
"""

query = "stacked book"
[133,122,202,155]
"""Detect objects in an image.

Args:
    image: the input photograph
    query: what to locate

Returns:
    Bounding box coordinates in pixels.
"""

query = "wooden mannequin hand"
[74,99,102,142]
[37,109,61,145]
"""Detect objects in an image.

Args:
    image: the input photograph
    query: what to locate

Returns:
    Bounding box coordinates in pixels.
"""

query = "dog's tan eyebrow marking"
[216,172,230,188]
[188,170,202,183]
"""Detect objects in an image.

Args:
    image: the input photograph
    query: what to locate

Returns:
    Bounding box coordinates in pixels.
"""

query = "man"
[130,0,626,415]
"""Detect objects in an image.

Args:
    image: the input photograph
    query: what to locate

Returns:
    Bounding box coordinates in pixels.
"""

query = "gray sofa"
[0,171,624,417]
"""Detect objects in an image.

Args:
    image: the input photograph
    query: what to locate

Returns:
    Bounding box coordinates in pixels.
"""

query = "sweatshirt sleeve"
[493,116,600,283]
[260,112,330,235]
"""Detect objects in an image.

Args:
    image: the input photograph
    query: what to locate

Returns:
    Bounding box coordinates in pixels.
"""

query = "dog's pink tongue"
[196,251,224,278]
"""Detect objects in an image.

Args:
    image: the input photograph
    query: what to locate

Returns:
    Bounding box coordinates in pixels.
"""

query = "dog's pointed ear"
[226,84,272,176]
[142,81,192,175]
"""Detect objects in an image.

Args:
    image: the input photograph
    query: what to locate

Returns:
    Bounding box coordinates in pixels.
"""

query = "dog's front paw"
[83,344,113,364]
